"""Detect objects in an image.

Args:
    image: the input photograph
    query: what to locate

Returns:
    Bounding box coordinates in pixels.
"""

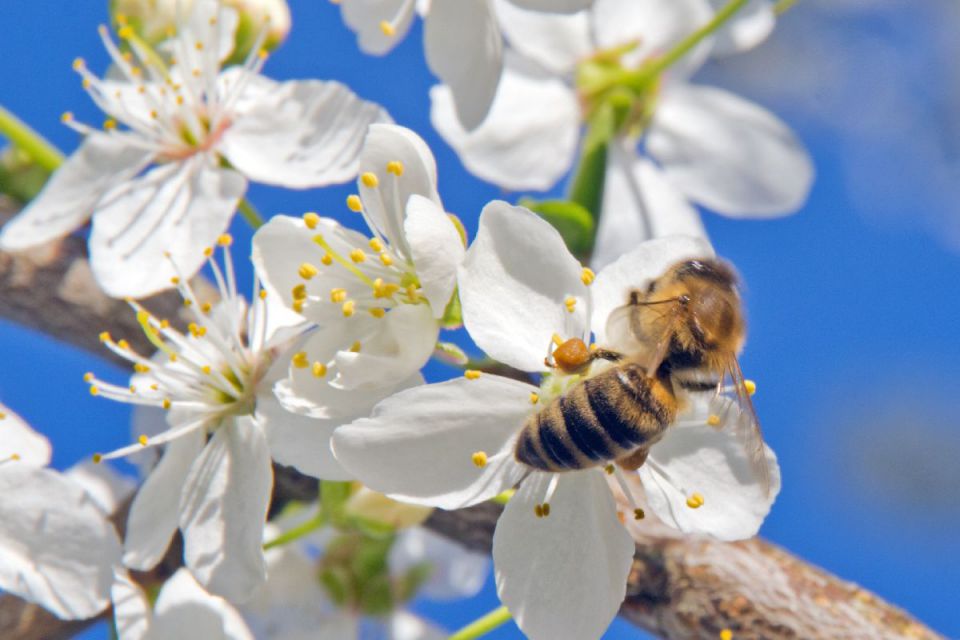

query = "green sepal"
[519,198,596,259]
[321,480,354,527]
[439,289,463,329]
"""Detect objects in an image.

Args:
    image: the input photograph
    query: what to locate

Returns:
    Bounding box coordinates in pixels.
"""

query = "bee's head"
[668,259,745,355]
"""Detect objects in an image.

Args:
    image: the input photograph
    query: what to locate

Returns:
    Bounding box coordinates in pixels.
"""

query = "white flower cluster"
[0,0,810,639]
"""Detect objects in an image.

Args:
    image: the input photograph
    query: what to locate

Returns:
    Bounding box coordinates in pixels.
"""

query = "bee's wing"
[714,357,772,497]
[605,299,683,375]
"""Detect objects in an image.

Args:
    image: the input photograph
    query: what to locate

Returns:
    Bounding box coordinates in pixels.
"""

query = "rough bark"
[0,206,945,639]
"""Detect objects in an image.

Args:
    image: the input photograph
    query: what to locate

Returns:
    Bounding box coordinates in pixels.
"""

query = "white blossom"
[338,0,593,130]
[431,0,812,267]
[0,0,387,298]
[85,237,359,603]
[253,124,462,410]
[0,404,123,620]
[333,203,780,639]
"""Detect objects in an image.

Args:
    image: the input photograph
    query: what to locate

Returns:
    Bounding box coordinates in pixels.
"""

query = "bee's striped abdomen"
[515,363,677,472]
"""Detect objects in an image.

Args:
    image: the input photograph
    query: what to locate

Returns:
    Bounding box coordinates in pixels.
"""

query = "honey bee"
[514,257,771,494]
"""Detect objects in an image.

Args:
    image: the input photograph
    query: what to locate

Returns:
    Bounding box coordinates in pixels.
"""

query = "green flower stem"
[774,0,799,15]
[0,104,64,172]
[262,508,325,550]
[628,0,749,91]
[238,197,265,229]
[449,605,513,640]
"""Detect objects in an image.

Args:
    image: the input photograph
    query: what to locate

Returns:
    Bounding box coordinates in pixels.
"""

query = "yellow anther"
[92,453,103,464]
[379,252,393,266]
[529,392,539,404]
[369,238,384,252]
[298,262,319,280]
[540,503,552,517]
[134,363,150,373]
[386,160,404,176]
[138,434,149,446]
[203,246,214,257]
[346,194,363,212]
[292,351,309,368]
[117,339,131,350]
[0,411,5,420]
[472,451,488,468]
[89,386,101,396]
[10,453,20,461]
[686,492,705,509]
[61,111,74,123]
[534,504,543,518]
[201,302,212,314]
[118,26,134,39]
[303,212,321,229]
[150,384,159,390]
[170,276,181,285]
[744,379,757,396]
[162,398,172,410]
[259,289,267,300]
[149,108,157,118]
[83,78,92,89]
[360,172,379,188]
[634,508,645,520]
[581,267,595,285]
[72,57,85,70]
[292,284,307,300]
[312,362,327,378]
[330,288,348,303]
[321,253,333,266]
[201,365,212,375]
[604,464,615,475]
[369,307,386,318]
[83,372,94,382]
[379,20,396,36]
[720,630,733,640]
[99,331,112,343]
[217,233,233,247]
[349,248,366,263]
[464,369,482,380]
[194,41,204,51]
[159,319,170,329]
[176,95,184,105]
[706,414,722,427]
[103,118,117,130]
[564,296,577,313]
[116,12,128,25]
[257,49,268,60]
[349,341,362,353]
[293,299,305,313]
[342,300,356,317]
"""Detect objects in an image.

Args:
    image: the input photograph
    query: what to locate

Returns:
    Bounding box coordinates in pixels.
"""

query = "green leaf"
[519,198,596,258]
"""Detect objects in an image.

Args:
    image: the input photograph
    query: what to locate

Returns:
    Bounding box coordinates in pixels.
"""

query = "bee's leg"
[590,348,624,363]
[616,447,649,471]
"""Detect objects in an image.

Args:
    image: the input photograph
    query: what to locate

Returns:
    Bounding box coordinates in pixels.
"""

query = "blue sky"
[1,1,958,638]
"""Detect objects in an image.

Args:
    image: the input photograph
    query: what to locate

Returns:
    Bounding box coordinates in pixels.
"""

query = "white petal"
[430,56,580,191]
[495,1,591,74]
[257,393,351,481]
[0,133,153,251]
[179,419,272,603]
[591,0,714,79]
[390,527,489,600]
[405,194,465,317]
[590,235,714,344]
[509,0,593,12]
[389,611,448,640]
[333,303,439,390]
[358,123,441,261]
[493,471,634,640]
[151,569,254,640]
[0,403,51,465]
[124,428,204,571]
[592,145,708,270]
[220,74,388,189]
[424,0,502,130]
[710,0,775,55]
[649,84,814,216]
[641,420,781,541]
[332,376,533,509]
[180,0,241,62]
[89,157,246,298]
[0,465,122,620]
[459,201,587,372]
[65,461,136,514]
[341,0,417,55]
[112,570,151,640]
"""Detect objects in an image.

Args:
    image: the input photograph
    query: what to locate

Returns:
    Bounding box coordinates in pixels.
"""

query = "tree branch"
[0,201,944,639]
